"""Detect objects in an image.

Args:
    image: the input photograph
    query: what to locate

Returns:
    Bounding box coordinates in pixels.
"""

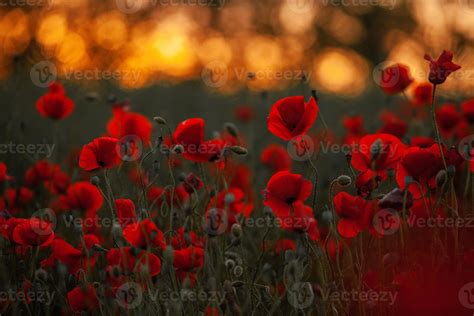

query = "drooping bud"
[90,176,100,186]
[436,170,448,188]
[231,224,242,239]
[229,146,248,156]
[172,144,184,154]
[378,188,413,211]
[153,116,167,125]
[224,122,239,138]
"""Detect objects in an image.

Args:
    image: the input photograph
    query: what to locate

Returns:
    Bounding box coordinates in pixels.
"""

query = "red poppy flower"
[171,227,204,250]
[355,169,381,197]
[173,118,226,162]
[351,133,406,180]
[173,246,205,271]
[333,192,373,238]
[263,171,312,217]
[412,82,433,106]
[67,285,100,313]
[234,105,255,122]
[424,50,461,85]
[435,103,461,137]
[377,111,407,139]
[4,217,55,246]
[273,239,296,255]
[41,237,98,274]
[61,181,103,214]
[36,82,74,120]
[276,201,320,241]
[182,173,204,194]
[122,218,166,250]
[147,185,189,208]
[261,144,292,172]
[79,137,121,171]
[0,162,12,182]
[4,187,34,213]
[461,99,474,124]
[378,64,413,95]
[115,199,137,228]
[213,187,253,218]
[107,106,153,145]
[396,145,443,198]
[343,115,364,135]
[106,247,161,277]
[267,96,318,141]
[410,136,435,148]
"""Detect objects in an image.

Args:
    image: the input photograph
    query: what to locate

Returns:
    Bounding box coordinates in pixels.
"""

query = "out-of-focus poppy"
[412,82,433,106]
[410,136,435,148]
[36,82,74,120]
[261,144,292,172]
[182,173,204,194]
[171,227,204,250]
[4,187,34,213]
[115,199,137,228]
[267,96,318,141]
[461,99,474,124]
[67,285,100,313]
[377,111,408,139]
[0,162,12,182]
[3,217,55,246]
[435,103,461,137]
[61,181,103,214]
[378,64,413,95]
[106,247,161,277]
[234,105,255,122]
[333,192,373,238]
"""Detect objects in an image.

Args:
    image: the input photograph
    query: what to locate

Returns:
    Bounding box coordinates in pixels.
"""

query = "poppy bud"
[436,170,448,188]
[111,223,122,239]
[90,176,100,186]
[225,193,235,205]
[321,210,333,224]
[383,252,400,267]
[112,265,122,277]
[225,259,236,270]
[336,175,352,187]
[233,265,244,278]
[447,165,456,178]
[370,139,383,161]
[35,268,48,282]
[224,122,239,138]
[231,224,242,239]
[404,176,413,186]
[172,144,184,154]
[378,188,413,211]
[284,250,295,262]
[130,247,140,257]
[229,146,248,156]
[264,207,273,217]
[153,116,167,125]
[57,263,68,276]
[164,245,174,263]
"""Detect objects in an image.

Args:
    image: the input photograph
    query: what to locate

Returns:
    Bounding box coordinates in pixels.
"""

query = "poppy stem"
[430,84,448,170]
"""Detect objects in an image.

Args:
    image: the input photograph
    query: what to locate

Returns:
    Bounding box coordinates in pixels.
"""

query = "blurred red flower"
[435,103,461,137]
[61,181,103,214]
[2,217,55,246]
[106,247,161,277]
[0,162,12,182]
[67,285,99,313]
[333,192,372,238]
[412,82,433,106]
[36,82,74,120]
[424,50,461,85]
[267,96,318,141]
[461,98,474,124]
[79,137,121,171]
[378,64,413,95]
[377,111,408,139]
[115,199,137,228]
[234,105,255,122]
[261,144,292,172]
[182,173,204,194]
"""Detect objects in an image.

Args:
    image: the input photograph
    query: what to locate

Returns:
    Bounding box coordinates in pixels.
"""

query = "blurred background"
[1,0,474,180]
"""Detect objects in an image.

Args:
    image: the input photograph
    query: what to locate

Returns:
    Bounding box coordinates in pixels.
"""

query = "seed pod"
[35,268,48,282]
[225,193,235,205]
[436,170,448,188]
[336,175,352,187]
[90,176,100,186]
[172,144,184,154]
